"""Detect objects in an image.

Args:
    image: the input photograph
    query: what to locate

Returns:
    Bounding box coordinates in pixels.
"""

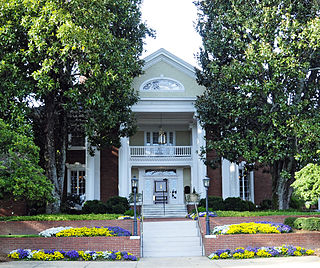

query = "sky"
[140,0,202,67]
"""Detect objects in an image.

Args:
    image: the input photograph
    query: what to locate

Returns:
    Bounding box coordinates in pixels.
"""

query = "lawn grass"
[215,210,320,217]
[0,213,121,222]
[0,234,39,238]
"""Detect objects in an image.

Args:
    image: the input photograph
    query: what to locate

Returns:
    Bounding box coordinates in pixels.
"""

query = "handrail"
[194,203,204,256]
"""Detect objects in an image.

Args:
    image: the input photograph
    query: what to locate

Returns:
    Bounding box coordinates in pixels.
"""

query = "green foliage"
[292,163,320,206]
[105,196,129,214]
[82,200,107,214]
[124,209,134,216]
[0,213,120,222]
[224,197,255,211]
[0,0,152,213]
[199,196,225,210]
[259,199,273,210]
[293,217,320,231]
[0,119,53,203]
[215,210,320,217]
[195,0,320,209]
[283,217,297,228]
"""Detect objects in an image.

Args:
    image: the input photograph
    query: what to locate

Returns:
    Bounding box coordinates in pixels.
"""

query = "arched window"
[140,77,184,92]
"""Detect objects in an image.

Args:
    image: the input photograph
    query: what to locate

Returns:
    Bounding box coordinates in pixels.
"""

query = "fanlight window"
[141,78,184,91]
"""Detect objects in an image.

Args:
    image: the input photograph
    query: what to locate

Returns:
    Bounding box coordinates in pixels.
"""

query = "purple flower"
[65,250,79,259]
[17,249,29,259]
[104,226,131,236]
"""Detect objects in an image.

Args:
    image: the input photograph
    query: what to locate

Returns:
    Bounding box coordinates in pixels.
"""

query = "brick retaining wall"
[0,236,141,257]
[0,219,139,235]
[199,216,320,255]
[203,232,320,254]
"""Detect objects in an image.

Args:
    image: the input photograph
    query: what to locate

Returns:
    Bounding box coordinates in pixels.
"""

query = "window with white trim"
[145,131,174,146]
[69,169,86,196]
[238,163,253,201]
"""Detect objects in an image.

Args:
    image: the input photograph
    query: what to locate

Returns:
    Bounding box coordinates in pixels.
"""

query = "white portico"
[118,49,207,205]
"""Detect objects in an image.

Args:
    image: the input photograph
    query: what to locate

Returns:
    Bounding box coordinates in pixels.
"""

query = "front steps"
[142,204,188,218]
[142,220,203,257]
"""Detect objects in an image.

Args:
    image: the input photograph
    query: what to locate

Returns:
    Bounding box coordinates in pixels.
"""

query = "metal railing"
[194,203,204,256]
[130,146,192,158]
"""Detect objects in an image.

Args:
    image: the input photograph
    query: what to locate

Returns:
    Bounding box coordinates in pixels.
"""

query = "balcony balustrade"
[129,146,192,162]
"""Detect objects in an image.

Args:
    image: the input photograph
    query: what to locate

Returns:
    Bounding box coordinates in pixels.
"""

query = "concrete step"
[142,220,203,257]
[143,204,188,218]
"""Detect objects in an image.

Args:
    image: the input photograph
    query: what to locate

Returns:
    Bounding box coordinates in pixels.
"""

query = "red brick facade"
[0,200,26,217]
[100,147,119,202]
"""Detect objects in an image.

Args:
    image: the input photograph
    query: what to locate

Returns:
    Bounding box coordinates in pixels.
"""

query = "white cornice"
[132,97,196,113]
[143,48,196,79]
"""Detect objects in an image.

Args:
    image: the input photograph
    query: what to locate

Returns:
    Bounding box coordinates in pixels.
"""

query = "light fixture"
[131,176,138,189]
[131,176,138,236]
[203,176,210,188]
[203,176,211,235]
[158,113,166,144]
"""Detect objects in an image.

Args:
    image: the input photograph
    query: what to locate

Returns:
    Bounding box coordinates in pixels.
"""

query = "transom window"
[145,131,174,145]
[140,77,184,92]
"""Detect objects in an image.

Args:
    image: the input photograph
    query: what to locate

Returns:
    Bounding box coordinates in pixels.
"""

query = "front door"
[154,179,168,204]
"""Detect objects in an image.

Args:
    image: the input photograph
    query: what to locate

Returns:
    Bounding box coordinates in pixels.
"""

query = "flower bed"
[212,221,292,235]
[186,211,217,220]
[39,226,131,237]
[208,245,314,259]
[8,249,137,261]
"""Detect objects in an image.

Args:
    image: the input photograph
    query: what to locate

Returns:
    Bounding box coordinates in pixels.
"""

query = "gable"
[132,49,205,98]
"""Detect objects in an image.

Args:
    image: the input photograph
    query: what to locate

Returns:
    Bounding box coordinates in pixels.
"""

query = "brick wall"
[203,232,320,254]
[0,236,140,257]
[199,216,320,255]
[0,200,27,217]
[254,166,272,204]
[0,220,139,236]
[100,147,119,202]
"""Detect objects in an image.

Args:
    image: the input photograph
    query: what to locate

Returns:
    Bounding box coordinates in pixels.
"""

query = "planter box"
[0,236,141,257]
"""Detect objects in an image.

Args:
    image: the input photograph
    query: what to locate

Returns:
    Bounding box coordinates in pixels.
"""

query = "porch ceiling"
[134,112,195,125]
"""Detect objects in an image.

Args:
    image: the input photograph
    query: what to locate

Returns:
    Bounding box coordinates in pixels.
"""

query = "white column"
[222,158,231,199]
[191,122,198,194]
[85,139,100,201]
[196,119,207,198]
[222,159,239,199]
[118,137,130,197]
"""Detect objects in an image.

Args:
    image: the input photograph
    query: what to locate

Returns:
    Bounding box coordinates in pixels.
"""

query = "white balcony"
[130,146,192,162]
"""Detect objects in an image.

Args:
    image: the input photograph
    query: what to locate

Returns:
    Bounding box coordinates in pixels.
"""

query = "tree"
[292,163,320,207]
[0,0,152,213]
[195,0,320,209]
[0,119,53,203]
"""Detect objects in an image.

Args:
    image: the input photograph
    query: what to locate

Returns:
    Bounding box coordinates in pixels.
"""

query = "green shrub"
[289,194,305,210]
[293,217,320,231]
[283,217,297,228]
[260,199,273,210]
[191,206,207,214]
[199,196,225,210]
[124,209,134,216]
[105,196,129,214]
[82,200,107,214]
[224,197,251,211]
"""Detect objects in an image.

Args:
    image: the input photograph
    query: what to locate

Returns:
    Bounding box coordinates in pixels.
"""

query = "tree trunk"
[271,158,296,210]
[44,94,61,214]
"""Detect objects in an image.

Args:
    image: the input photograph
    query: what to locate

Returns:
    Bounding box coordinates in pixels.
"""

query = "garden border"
[0,219,141,257]
[199,215,320,255]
